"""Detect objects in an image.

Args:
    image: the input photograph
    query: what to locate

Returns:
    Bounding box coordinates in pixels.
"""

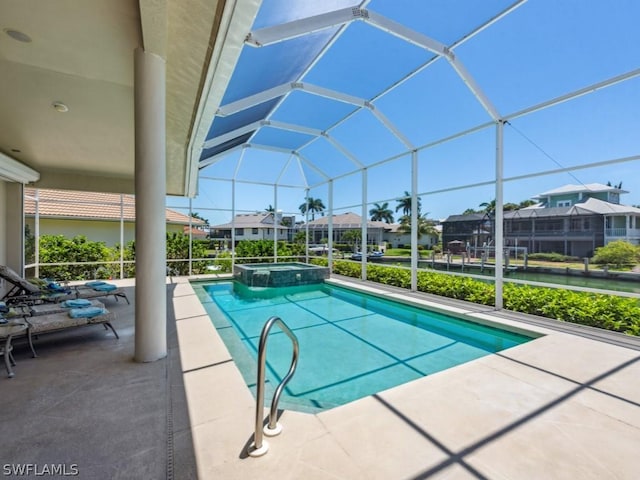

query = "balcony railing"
[606,228,640,238]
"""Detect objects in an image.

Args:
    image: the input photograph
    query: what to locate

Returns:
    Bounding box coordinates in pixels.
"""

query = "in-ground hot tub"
[233,262,330,287]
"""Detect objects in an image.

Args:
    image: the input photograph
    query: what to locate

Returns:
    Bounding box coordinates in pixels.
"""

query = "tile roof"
[24,188,204,225]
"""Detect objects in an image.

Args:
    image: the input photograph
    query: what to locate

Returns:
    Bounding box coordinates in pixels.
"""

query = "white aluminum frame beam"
[297,153,330,181]
[367,104,414,149]
[300,83,368,107]
[202,121,262,150]
[216,83,292,117]
[245,8,500,121]
[232,146,247,180]
[275,154,295,184]
[265,119,323,137]
[245,7,366,47]
[322,135,364,168]
[200,144,246,169]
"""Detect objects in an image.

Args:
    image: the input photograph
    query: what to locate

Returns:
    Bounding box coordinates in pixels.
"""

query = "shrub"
[330,261,640,336]
[527,253,581,262]
[592,240,640,268]
[38,235,115,280]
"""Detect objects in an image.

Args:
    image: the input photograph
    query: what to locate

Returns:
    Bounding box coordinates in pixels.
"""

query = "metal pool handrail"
[248,316,299,457]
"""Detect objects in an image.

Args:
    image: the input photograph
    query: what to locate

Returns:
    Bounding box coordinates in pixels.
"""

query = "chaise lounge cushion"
[27,314,88,333]
[69,307,107,318]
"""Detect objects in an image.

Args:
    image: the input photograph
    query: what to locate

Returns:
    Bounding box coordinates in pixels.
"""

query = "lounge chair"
[19,299,119,356]
[0,265,129,306]
[75,281,130,305]
[0,265,75,305]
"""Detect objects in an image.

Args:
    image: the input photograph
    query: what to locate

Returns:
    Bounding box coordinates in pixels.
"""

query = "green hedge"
[527,253,581,262]
[330,260,640,336]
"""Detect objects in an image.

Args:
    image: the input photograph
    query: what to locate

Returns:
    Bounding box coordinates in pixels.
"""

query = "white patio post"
[411,151,418,291]
[134,48,166,362]
[304,188,310,263]
[5,183,25,276]
[361,168,368,281]
[188,198,193,275]
[34,189,40,278]
[119,194,124,279]
[494,120,505,310]
[231,180,236,268]
[273,184,278,263]
[328,180,334,268]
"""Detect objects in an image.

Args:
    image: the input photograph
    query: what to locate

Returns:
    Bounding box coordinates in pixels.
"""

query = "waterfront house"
[442,183,640,257]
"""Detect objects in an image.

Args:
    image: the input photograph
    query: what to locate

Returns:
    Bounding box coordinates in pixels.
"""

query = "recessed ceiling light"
[4,28,32,43]
[52,102,69,113]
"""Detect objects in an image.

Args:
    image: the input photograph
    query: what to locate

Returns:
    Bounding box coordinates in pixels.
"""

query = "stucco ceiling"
[0,0,230,196]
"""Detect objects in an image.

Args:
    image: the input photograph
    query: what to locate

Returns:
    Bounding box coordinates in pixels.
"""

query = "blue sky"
[168,0,640,225]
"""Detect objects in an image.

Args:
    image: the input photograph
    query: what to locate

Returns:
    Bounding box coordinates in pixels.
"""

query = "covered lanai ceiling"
[196,0,640,192]
[0,0,228,195]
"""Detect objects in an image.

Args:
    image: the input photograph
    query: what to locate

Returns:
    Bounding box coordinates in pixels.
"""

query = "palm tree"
[190,212,209,224]
[479,199,496,216]
[369,202,394,223]
[265,204,275,212]
[395,191,421,217]
[299,197,326,220]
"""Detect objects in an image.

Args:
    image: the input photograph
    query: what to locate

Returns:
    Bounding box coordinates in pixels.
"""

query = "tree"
[395,191,421,217]
[606,181,623,189]
[265,204,275,213]
[518,199,536,209]
[299,197,326,220]
[341,230,362,252]
[479,199,496,216]
[503,202,519,211]
[398,214,439,241]
[190,212,209,224]
[463,208,480,215]
[592,240,639,268]
[369,202,394,223]
[293,231,307,244]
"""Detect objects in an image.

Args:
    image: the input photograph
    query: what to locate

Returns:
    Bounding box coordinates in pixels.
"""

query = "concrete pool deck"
[179,275,640,479]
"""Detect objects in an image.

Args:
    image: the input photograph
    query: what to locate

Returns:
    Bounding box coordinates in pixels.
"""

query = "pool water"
[195,281,534,412]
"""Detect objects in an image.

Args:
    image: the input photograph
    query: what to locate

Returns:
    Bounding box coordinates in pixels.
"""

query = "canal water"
[403,259,640,294]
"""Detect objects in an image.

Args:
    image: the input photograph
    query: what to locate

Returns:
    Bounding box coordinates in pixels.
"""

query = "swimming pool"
[194,281,535,412]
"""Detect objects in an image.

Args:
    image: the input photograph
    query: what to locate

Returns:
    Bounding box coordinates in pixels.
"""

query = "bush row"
[326,260,640,336]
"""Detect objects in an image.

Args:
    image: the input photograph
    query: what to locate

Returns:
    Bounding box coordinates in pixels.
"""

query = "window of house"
[252,228,258,234]
[556,200,571,207]
[235,228,244,236]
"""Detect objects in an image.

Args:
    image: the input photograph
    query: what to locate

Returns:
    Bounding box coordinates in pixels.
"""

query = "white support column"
[304,188,310,263]
[34,189,40,278]
[328,180,334,268]
[231,180,236,267]
[494,120,505,310]
[134,48,167,363]
[5,183,25,276]
[411,151,418,291]
[119,194,124,279]
[188,198,193,275]
[361,168,368,281]
[273,185,278,263]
